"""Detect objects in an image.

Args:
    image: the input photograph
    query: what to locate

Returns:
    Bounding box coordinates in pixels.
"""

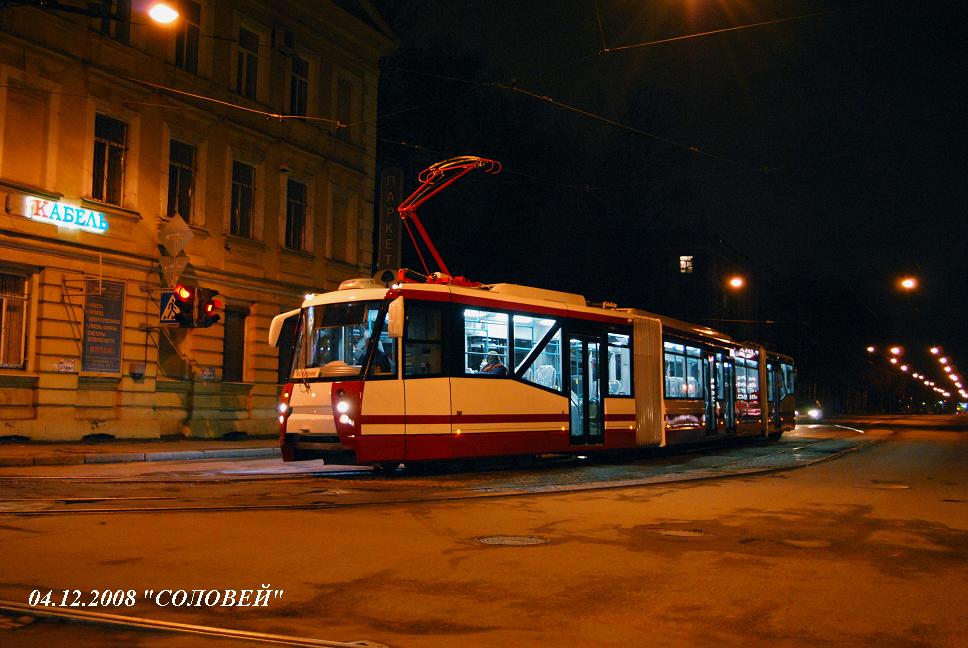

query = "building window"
[289,55,309,117]
[222,308,246,382]
[335,78,354,141]
[92,113,127,206]
[175,0,201,74]
[236,27,259,100]
[330,188,356,263]
[230,161,255,238]
[100,0,131,44]
[0,273,27,369]
[167,140,196,222]
[679,255,694,274]
[285,179,307,251]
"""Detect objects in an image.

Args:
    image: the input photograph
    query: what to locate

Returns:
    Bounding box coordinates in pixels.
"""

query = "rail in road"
[0,425,885,516]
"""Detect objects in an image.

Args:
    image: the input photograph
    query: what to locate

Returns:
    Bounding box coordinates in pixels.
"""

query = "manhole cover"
[651,529,708,537]
[782,539,831,548]
[475,535,549,546]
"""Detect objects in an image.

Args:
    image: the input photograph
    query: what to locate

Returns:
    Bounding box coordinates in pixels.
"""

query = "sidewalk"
[0,437,279,467]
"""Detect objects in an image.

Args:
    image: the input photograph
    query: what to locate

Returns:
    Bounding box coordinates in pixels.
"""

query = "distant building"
[640,231,786,349]
[0,1,394,439]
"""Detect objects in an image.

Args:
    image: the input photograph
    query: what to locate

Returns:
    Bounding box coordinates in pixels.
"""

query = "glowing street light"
[889,346,903,356]
[930,347,940,355]
[890,358,898,365]
[148,2,179,24]
[944,366,953,373]
[900,365,909,372]
[866,345,876,353]
[727,275,745,290]
[898,276,918,290]
[939,357,949,364]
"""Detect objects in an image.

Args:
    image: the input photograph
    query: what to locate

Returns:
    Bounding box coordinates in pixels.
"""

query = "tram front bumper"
[281,432,355,462]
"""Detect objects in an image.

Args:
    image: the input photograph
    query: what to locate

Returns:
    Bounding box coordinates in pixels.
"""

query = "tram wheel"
[379,462,401,474]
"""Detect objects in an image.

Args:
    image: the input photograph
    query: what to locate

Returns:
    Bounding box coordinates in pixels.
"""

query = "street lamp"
[930,347,941,355]
[866,345,876,353]
[889,346,903,356]
[898,276,918,291]
[148,2,179,24]
[726,276,745,290]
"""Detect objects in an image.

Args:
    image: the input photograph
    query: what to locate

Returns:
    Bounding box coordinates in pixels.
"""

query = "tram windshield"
[290,300,396,380]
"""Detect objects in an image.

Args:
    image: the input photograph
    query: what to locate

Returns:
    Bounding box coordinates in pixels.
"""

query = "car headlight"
[807,408,822,420]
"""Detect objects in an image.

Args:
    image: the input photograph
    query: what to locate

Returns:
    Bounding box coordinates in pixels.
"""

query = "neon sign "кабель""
[28,198,109,234]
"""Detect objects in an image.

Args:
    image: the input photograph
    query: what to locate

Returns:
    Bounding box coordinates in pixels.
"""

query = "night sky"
[370,1,967,399]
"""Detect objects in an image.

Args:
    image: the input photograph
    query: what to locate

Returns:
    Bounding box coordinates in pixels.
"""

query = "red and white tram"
[268,156,795,467]
[269,277,796,466]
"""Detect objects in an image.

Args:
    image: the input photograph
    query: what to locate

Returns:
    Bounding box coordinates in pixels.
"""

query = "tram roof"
[299,281,741,348]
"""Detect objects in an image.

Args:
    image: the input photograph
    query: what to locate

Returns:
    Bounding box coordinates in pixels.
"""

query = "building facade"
[0,0,394,439]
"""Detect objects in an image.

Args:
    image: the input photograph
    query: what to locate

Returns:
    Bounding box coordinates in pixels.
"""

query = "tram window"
[735,358,759,401]
[404,304,443,377]
[366,308,397,378]
[767,364,775,402]
[663,341,704,399]
[513,315,556,368]
[780,363,796,398]
[463,309,509,375]
[521,328,563,391]
[607,333,631,396]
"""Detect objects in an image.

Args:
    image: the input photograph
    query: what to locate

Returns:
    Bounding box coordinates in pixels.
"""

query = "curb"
[0,447,280,467]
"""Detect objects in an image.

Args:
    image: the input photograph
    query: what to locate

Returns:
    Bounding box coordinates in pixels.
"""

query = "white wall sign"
[26,197,109,234]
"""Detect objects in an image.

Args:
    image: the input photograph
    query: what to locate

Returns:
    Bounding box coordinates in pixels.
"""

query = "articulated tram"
[269,276,796,468]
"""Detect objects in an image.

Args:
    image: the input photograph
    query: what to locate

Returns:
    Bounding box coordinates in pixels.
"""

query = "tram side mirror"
[387,297,404,338]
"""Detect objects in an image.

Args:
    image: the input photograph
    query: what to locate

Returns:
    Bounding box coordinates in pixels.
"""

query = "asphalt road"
[0,417,965,647]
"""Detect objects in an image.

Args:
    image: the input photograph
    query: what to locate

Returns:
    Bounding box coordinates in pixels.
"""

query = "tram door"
[568,336,604,445]
[714,354,737,434]
[705,356,717,435]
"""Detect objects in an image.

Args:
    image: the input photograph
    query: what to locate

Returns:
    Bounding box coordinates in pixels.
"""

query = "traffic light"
[172,283,196,328]
[196,288,222,328]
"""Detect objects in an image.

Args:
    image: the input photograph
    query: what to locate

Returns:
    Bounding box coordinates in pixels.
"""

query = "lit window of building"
[285,179,307,251]
[167,140,196,223]
[175,0,201,74]
[236,27,259,100]
[92,113,127,206]
[230,161,255,238]
[679,255,694,274]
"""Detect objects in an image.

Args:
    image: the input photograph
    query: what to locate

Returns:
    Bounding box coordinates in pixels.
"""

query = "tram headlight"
[336,400,350,414]
[278,403,289,414]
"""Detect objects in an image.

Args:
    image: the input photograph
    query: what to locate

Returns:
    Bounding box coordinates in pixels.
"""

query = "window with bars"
[0,273,27,369]
[289,56,309,117]
[175,0,201,74]
[285,179,307,251]
[236,27,259,100]
[230,161,255,238]
[679,255,694,274]
[167,140,196,223]
[92,113,127,205]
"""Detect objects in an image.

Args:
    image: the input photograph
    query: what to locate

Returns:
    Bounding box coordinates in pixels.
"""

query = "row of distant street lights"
[867,344,965,401]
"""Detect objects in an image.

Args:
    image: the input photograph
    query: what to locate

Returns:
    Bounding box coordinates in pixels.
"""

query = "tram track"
[0,431,884,516]
[0,599,387,647]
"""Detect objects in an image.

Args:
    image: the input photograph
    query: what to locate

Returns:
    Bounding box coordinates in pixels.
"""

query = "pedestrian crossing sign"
[160,291,179,325]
